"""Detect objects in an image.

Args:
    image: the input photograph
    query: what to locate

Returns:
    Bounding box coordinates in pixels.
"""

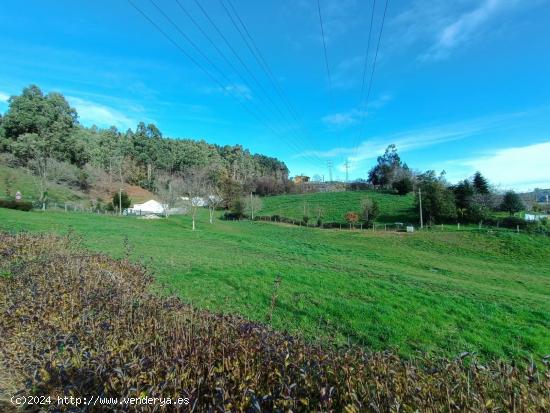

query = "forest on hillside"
[0,85,290,208]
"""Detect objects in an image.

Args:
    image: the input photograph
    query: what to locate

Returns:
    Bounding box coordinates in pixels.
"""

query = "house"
[293,175,310,184]
[127,199,167,215]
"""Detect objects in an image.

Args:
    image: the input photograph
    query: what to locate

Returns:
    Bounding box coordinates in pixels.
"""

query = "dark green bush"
[499,216,527,229]
[392,177,413,195]
[222,211,241,220]
[112,191,131,210]
[0,199,33,211]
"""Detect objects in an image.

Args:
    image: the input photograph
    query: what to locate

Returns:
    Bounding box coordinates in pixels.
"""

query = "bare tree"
[114,136,131,216]
[360,197,380,223]
[205,188,223,224]
[14,133,51,210]
[181,167,210,231]
[155,172,184,217]
[243,193,262,220]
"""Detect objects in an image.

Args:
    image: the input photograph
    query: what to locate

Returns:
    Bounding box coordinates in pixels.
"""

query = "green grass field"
[259,190,417,224]
[1,207,548,363]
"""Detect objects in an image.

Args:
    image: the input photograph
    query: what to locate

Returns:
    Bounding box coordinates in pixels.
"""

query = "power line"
[316,0,345,171]
[147,0,323,168]
[127,0,322,169]
[316,0,332,97]
[351,0,390,162]
[220,0,325,165]
[359,0,377,117]
[173,0,323,167]
[348,0,377,169]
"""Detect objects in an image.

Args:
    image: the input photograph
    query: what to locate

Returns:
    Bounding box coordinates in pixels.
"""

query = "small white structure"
[525,213,548,222]
[406,226,415,233]
[180,196,207,207]
[127,199,167,215]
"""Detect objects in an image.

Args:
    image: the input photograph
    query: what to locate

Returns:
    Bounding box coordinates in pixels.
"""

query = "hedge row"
[0,199,33,211]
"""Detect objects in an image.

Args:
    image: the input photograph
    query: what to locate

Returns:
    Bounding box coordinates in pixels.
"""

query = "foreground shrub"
[0,199,33,211]
[0,233,548,412]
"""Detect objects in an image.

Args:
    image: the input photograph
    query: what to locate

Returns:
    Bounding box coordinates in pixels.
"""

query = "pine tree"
[500,191,524,215]
[473,171,489,194]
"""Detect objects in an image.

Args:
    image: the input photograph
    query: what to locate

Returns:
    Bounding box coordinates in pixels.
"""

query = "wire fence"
[251,215,548,235]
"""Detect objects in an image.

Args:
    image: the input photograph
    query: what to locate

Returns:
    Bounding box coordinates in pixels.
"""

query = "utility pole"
[327,161,333,182]
[344,159,350,183]
[418,187,423,229]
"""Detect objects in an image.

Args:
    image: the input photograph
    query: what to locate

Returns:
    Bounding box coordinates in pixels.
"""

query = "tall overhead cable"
[220,0,325,165]
[127,0,323,168]
[316,0,345,169]
[351,0,390,162]
[173,0,323,167]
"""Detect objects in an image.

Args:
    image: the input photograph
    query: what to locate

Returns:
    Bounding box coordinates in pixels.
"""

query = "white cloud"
[388,0,530,61]
[203,83,253,101]
[223,84,252,100]
[0,91,10,102]
[322,94,392,126]
[306,112,522,163]
[443,142,550,191]
[322,109,366,126]
[67,96,137,130]
[423,0,519,60]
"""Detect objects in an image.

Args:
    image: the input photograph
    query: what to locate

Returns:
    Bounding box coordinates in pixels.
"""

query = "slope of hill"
[0,164,156,206]
[0,163,85,204]
[259,190,417,224]
[1,208,548,363]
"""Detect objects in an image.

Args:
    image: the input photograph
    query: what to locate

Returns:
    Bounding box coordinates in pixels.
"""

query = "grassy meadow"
[259,190,416,224]
[1,207,548,363]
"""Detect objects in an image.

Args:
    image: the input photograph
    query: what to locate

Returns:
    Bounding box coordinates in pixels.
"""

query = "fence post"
[360,223,363,230]
[516,225,519,233]
[384,224,387,231]
[373,223,375,231]
[64,203,67,212]
[458,223,460,230]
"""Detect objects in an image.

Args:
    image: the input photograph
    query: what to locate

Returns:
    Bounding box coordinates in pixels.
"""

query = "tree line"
[364,144,526,226]
[0,85,290,211]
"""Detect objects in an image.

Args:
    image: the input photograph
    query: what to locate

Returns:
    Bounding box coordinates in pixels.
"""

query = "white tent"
[127,200,166,215]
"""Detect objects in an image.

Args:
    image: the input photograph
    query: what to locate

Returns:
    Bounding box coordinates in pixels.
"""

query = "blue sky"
[1,0,549,190]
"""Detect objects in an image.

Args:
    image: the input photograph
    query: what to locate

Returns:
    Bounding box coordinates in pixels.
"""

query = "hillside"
[259,190,417,224]
[0,163,156,206]
[0,163,85,204]
[1,207,548,363]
